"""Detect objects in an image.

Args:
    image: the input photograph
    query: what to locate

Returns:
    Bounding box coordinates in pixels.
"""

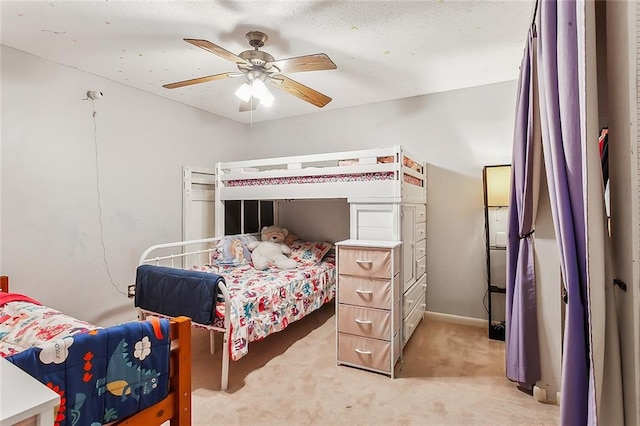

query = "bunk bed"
[215,145,428,346]
[0,275,191,426]
[136,145,428,390]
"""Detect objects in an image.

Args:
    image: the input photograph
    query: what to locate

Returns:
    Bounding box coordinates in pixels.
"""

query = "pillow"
[212,235,258,266]
[289,241,333,265]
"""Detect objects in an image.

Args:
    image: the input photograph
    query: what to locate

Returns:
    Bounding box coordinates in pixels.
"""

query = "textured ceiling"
[1,0,534,124]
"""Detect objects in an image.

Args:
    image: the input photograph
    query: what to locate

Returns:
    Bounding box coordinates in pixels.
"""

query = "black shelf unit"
[482,165,510,341]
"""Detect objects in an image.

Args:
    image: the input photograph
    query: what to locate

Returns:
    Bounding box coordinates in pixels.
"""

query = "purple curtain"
[536,1,591,424]
[505,28,541,388]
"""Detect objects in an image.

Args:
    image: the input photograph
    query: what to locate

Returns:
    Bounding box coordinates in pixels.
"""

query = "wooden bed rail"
[170,316,192,426]
[0,276,8,292]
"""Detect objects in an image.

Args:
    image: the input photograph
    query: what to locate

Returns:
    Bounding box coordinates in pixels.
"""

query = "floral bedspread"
[1,300,171,426]
[0,301,99,357]
[227,172,395,187]
[204,259,335,361]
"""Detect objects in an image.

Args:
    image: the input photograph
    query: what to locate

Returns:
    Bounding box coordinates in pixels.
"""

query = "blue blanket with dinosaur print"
[6,318,170,426]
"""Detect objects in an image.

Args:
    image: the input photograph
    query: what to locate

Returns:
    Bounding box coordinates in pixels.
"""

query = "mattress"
[208,259,336,361]
[226,171,395,188]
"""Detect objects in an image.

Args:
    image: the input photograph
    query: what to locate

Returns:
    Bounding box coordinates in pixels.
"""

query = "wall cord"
[89,100,127,296]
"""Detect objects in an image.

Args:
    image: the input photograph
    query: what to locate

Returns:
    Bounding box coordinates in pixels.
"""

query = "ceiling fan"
[163,31,337,111]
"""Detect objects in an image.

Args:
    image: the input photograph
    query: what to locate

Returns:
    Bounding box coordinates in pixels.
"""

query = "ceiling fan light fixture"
[166,33,335,111]
[260,90,275,107]
[250,78,270,99]
[234,82,252,102]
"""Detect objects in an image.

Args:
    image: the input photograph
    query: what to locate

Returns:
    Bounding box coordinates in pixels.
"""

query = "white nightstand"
[0,357,60,426]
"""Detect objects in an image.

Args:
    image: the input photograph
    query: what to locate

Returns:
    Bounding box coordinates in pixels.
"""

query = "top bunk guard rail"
[218,163,398,181]
[215,145,426,204]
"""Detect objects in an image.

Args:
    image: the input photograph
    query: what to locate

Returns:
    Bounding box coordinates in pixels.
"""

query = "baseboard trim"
[424,311,485,328]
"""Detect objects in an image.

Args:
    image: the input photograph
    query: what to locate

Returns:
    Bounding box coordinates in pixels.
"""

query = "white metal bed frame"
[137,236,233,391]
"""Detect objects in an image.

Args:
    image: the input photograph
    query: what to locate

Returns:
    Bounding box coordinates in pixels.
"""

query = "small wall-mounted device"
[87,90,104,100]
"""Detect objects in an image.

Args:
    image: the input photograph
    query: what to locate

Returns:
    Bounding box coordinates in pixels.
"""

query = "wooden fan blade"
[184,38,250,65]
[163,72,236,89]
[267,53,336,73]
[271,75,332,108]
[239,98,258,112]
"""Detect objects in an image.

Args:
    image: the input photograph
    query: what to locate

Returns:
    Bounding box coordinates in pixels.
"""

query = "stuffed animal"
[284,232,301,247]
[247,226,298,270]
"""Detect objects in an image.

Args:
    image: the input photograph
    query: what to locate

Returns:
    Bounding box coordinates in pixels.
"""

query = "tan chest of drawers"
[335,240,402,377]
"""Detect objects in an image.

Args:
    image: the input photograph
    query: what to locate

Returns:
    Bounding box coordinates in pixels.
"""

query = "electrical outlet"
[127,284,136,299]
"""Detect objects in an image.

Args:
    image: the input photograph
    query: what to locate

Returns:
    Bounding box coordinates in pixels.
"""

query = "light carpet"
[190,303,559,425]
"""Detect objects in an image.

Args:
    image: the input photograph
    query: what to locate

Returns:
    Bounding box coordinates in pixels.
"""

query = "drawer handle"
[355,259,373,269]
[355,348,372,355]
[355,289,374,296]
[355,319,373,325]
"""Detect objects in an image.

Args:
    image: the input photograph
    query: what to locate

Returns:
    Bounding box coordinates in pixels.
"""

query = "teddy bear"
[247,226,298,270]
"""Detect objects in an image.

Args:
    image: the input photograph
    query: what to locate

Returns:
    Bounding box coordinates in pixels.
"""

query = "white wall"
[0,46,247,326]
[276,199,351,243]
[247,81,518,320]
[1,44,517,324]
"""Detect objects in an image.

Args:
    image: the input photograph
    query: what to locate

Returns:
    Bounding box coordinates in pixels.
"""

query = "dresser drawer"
[338,274,400,309]
[416,256,426,278]
[339,247,399,279]
[403,275,426,320]
[403,294,425,347]
[416,204,426,223]
[338,303,400,340]
[415,241,426,260]
[416,222,426,241]
[338,332,400,373]
[403,259,426,294]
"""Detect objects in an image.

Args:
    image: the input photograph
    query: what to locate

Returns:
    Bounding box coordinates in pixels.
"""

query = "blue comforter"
[6,319,170,426]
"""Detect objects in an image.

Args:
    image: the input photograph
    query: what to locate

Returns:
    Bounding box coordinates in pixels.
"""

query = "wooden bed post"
[119,316,192,425]
[0,276,8,292]
[171,316,192,426]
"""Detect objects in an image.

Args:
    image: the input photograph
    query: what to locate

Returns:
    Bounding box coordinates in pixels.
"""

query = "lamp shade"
[484,165,511,207]
[260,89,275,107]
[234,83,252,102]
[250,79,269,99]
